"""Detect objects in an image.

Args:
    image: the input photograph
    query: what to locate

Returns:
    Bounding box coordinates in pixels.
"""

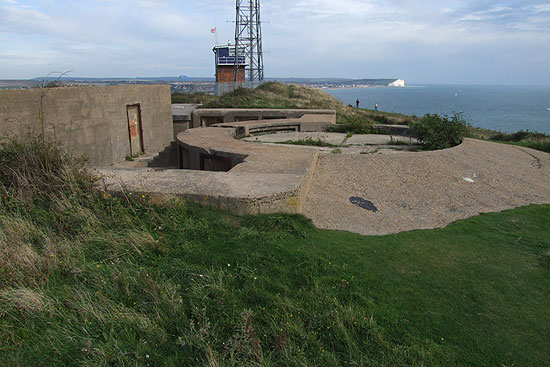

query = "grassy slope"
[470,130,550,153]
[172,82,418,125]
[1,139,549,366]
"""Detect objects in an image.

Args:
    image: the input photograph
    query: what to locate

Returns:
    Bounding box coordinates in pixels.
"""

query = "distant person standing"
[375,102,378,111]
[356,99,360,108]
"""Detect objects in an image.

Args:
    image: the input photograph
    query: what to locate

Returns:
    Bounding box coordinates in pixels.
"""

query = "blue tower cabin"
[213,45,247,83]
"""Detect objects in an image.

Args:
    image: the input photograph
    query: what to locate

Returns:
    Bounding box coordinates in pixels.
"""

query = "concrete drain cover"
[349,196,379,212]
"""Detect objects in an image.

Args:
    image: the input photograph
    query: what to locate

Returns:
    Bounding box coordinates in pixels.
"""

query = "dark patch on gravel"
[349,196,379,212]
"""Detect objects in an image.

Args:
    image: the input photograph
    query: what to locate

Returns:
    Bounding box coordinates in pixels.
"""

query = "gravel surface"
[302,138,550,235]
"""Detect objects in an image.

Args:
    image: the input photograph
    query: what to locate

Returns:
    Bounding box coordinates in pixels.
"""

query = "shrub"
[519,140,550,153]
[326,124,350,133]
[336,115,372,134]
[412,113,471,150]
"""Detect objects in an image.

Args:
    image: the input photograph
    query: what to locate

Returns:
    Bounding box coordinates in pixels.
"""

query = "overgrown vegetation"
[412,112,471,150]
[279,138,337,147]
[334,115,372,134]
[508,140,550,153]
[2,138,549,366]
[485,130,550,153]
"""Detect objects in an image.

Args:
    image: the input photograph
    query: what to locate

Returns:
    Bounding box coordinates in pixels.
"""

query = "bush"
[331,115,372,134]
[522,140,550,153]
[412,113,470,150]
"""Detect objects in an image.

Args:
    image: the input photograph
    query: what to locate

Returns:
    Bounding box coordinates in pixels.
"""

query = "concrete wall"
[192,108,336,129]
[0,84,173,166]
[172,104,200,137]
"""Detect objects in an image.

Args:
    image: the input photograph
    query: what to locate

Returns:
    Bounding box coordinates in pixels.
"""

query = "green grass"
[490,139,550,153]
[470,129,550,154]
[173,82,351,114]
[1,138,550,366]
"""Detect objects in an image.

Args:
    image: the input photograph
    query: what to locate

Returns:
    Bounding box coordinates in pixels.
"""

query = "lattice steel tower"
[234,0,264,83]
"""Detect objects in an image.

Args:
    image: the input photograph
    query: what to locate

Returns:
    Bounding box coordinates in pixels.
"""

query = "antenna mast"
[234,0,264,83]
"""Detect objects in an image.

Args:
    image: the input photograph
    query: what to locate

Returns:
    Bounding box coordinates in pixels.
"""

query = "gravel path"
[302,138,550,235]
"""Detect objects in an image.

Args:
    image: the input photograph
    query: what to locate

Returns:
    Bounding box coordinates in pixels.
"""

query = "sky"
[1,0,550,85]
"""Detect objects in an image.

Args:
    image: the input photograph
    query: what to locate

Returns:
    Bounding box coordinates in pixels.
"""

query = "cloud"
[0,5,59,34]
[534,4,550,12]
[0,0,549,83]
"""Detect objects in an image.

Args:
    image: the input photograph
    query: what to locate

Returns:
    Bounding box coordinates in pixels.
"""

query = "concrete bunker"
[178,144,248,172]
[0,85,173,166]
[174,109,336,172]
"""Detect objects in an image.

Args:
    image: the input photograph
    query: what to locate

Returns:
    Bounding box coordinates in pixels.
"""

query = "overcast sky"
[1,0,549,84]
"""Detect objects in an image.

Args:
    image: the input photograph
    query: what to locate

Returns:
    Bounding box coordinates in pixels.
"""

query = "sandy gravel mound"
[302,138,550,235]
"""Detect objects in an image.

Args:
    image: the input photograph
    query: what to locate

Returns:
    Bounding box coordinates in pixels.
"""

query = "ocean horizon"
[324,84,550,134]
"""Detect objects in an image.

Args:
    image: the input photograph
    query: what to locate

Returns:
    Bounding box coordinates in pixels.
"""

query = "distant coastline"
[0,76,406,94]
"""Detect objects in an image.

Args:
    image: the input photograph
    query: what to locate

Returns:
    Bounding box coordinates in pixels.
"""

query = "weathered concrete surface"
[99,168,306,215]
[0,85,173,166]
[176,127,319,212]
[302,138,550,235]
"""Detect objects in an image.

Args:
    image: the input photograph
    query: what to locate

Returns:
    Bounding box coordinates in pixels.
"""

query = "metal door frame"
[126,104,144,156]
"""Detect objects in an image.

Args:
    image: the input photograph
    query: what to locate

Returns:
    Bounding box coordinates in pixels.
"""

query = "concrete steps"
[148,141,178,168]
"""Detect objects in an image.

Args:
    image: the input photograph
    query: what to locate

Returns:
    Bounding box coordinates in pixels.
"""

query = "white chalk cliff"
[388,79,405,87]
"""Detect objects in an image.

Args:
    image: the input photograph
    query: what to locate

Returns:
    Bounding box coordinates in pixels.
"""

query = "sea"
[324,84,550,134]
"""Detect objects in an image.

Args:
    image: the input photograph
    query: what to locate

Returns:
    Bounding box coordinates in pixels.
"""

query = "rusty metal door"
[127,105,144,156]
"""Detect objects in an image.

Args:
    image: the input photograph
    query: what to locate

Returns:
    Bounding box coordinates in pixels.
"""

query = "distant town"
[0,77,405,93]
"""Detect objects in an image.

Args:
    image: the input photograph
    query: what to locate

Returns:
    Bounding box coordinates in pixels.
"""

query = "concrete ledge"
[214,113,336,138]
[177,114,333,175]
[100,109,335,215]
[98,168,307,215]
